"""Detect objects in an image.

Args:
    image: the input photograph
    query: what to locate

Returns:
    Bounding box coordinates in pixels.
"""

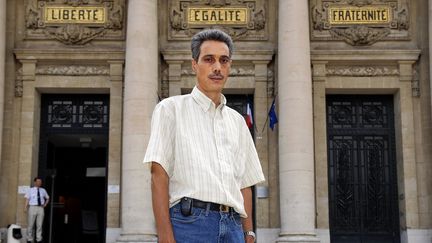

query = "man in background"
[24,177,50,243]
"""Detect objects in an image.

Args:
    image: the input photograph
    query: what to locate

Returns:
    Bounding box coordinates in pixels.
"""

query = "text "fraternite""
[329,6,391,25]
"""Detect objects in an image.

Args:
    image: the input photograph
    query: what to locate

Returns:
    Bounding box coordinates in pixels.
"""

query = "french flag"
[246,103,253,129]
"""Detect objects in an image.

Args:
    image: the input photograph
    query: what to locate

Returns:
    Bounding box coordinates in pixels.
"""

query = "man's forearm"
[241,187,253,232]
[44,198,49,207]
[151,162,175,241]
[24,199,29,211]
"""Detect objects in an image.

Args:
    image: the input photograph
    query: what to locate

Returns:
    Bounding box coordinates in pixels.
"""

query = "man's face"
[192,40,231,95]
[34,179,42,187]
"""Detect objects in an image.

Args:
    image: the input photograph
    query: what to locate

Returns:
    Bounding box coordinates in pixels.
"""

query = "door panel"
[327,95,400,243]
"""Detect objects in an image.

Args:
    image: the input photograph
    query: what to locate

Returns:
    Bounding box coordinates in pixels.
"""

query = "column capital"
[166,60,184,65]
[312,61,327,82]
[108,60,125,65]
[254,61,269,82]
[109,61,124,82]
[398,61,415,82]
[252,60,271,65]
[21,60,37,82]
[19,59,37,64]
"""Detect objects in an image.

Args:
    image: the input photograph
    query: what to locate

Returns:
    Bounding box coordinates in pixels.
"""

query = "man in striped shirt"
[144,29,264,243]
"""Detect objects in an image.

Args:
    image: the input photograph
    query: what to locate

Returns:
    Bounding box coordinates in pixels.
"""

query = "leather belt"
[186,198,233,213]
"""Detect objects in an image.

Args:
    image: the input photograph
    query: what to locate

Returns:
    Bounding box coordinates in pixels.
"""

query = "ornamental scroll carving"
[267,67,275,97]
[326,66,399,76]
[15,68,23,97]
[36,65,110,75]
[25,0,125,45]
[310,0,410,45]
[330,26,390,45]
[169,0,268,40]
[15,65,110,97]
[347,0,373,7]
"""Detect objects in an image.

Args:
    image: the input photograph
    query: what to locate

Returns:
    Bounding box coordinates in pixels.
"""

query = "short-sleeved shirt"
[143,86,265,217]
[25,187,49,206]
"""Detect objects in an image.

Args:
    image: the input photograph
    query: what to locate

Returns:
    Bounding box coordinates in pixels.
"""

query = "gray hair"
[191,29,234,61]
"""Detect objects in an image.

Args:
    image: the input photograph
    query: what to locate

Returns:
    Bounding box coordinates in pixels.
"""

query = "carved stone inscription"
[329,6,391,25]
[188,7,248,25]
[44,6,106,24]
[311,0,410,45]
[25,0,125,45]
[169,0,267,40]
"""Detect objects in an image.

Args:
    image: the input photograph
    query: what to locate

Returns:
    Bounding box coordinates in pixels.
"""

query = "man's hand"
[151,162,176,243]
[245,235,255,243]
[44,197,50,208]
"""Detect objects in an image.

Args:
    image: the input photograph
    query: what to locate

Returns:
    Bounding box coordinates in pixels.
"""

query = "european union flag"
[269,99,278,130]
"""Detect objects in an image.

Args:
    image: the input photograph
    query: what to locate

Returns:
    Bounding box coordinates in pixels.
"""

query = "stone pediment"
[25,0,125,45]
[168,0,268,40]
[310,0,410,45]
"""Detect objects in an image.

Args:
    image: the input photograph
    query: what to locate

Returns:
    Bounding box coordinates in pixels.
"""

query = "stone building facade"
[0,0,431,242]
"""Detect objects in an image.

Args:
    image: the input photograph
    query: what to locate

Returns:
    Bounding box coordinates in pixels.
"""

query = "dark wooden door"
[327,95,400,243]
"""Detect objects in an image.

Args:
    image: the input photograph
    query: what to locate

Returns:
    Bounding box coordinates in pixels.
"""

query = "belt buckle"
[219,204,229,213]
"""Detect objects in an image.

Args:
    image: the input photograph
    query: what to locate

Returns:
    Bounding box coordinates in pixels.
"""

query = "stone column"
[17,60,38,225]
[0,0,6,169]
[277,0,319,242]
[107,61,123,233]
[253,61,270,227]
[430,0,432,111]
[117,0,158,242]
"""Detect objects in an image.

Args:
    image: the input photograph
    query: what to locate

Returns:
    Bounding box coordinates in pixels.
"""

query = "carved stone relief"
[347,0,373,7]
[267,67,275,97]
[326,65,399,76]
[15,65,110,96]
[169,0,267,40]
[310,0,410,45]
[63,0,90,7]
[25,0,125,45]
[15,68,23,97]
[46,25,107,45]
[36,65,110,75]
[330,26,391,45]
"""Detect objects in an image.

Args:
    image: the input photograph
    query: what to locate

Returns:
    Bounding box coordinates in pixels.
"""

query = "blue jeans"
[169,203,245,243]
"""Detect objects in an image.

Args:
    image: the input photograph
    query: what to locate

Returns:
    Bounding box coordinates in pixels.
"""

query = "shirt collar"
[192,86,226,112]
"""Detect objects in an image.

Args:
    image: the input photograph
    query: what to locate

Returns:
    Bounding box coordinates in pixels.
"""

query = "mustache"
[208,74,224,79]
